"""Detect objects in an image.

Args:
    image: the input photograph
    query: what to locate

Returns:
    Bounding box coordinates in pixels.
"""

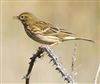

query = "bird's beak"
[13,16,19,20]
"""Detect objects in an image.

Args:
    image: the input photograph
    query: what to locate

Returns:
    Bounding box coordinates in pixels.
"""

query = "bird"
[15,12,94,46]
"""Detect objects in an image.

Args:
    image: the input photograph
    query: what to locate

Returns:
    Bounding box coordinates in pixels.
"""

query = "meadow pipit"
[15,12,94,45]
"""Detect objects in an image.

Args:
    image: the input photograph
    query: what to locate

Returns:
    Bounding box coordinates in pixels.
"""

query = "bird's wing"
[30,21,94,43]
[34,21,75,37]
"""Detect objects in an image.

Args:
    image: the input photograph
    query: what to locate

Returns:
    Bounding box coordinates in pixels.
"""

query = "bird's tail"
[63,36,95,43]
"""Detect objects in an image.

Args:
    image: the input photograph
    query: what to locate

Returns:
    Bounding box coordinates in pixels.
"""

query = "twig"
[24,46,74,84]
[94,64,100,84]
[24,47,44,84]
[42,45,74,84]
[71,43,78,79]
[71,43,77,72]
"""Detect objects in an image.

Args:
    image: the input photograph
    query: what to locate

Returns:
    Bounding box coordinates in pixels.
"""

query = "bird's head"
[14,12,38,25]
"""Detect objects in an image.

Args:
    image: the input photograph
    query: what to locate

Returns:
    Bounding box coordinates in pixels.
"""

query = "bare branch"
[24,46,74,84]
[94,64,100,84]
[24,47,44,84]
[42,45,74,84]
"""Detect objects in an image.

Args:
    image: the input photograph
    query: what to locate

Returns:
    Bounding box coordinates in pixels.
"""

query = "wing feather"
[34,21,75,38]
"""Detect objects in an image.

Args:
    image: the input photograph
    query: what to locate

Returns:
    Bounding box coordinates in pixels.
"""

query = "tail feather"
[75,37,95,43]
[63,36,95,43]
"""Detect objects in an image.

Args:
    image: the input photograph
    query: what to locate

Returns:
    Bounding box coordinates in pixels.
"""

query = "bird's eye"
[19,15,25,20]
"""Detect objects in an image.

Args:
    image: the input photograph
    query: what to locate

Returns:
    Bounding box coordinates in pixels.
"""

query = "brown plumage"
[16,12,94,45]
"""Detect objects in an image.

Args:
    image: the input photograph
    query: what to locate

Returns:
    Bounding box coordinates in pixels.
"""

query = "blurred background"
[1,0,99,84]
